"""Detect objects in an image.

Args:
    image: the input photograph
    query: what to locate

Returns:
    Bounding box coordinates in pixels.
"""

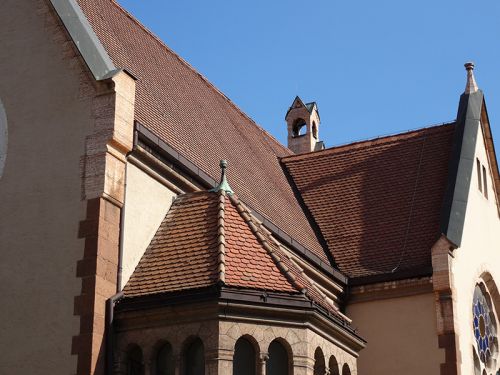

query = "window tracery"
[473,282,499,374]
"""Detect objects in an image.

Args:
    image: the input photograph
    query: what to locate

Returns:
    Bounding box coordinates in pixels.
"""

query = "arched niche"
[126,344,145,375]
[183,337,205,375]
[0,99,7,179]
[313,347,326,375]
[154,341,175,375]
[266,338,292,375]
[341,363,351,375]
[292,118,307,137]
[329,355,340,375]
[233,336,259,375]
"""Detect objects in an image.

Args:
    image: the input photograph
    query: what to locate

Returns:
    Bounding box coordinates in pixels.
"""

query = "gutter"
[106,291,124,375]
[116,160,128,292]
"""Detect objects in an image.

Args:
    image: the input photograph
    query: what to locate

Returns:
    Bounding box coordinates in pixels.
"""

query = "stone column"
[259,352,269,375]
[205,348,234,375]
[294,354,315,375]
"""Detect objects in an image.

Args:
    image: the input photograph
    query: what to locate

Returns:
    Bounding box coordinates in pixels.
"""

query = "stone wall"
[116,317,357,375]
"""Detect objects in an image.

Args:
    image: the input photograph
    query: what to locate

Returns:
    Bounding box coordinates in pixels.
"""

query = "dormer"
[286,96,324,154]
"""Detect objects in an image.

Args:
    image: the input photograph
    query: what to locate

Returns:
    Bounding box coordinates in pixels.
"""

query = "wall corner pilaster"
[74,70,136,375]
[431,235,461,375]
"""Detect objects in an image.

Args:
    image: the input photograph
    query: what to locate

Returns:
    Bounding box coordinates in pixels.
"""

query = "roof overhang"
[115,286,366,355]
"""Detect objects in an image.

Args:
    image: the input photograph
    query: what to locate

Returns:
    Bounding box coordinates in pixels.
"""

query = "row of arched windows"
[125,336,351,375]
[313,347,351,375]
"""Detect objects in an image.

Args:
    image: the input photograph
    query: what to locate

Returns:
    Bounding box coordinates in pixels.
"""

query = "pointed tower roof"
[464,62,479,94]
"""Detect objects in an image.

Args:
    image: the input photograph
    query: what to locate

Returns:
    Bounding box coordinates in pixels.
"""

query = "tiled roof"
[124,190,342,317]
[76,0,328,263]
[281,123,456,281]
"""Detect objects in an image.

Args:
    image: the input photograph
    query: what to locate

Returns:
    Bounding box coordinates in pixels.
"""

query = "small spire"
[210,160,234,195]
[464,62,478,94]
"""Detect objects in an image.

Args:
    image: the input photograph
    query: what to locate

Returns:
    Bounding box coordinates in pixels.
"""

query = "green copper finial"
[210,159,234,195]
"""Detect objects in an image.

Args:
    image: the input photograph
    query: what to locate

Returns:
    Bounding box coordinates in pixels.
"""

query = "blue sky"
[117,0,500,149]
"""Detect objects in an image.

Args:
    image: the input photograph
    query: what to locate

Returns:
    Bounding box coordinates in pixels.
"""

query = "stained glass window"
[472,283,498,372]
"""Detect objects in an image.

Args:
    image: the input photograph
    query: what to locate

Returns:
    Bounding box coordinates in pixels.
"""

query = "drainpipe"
[106,291,124,375]
[107,155,129,374]
[117,160,128,292]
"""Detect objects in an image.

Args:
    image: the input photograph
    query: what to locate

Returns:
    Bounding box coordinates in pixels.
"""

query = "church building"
[0,1,499,375]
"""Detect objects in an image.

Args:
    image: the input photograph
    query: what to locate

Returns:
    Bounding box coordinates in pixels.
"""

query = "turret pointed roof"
[124,189,342,316]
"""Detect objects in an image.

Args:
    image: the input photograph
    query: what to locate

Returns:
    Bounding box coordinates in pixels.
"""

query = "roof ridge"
[107,0,291,155]
[282,121,456,161]
[229,195,306,294]
[216,190,227,284]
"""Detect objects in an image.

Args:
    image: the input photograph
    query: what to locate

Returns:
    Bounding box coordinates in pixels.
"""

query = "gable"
[440,91,500,246]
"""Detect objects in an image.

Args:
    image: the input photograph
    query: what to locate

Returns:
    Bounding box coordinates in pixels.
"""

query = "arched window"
[156,342,174,375]
[341,363,351,375]
[472,280,499,374]
[312,121,318,139]
[184,338,205,375]
[266,340,289,375]
[329,355,340,375]
[126,345,144,375]
[0,99,7,179]
[233,337,256,375]
[313,347,326,375]
[292,118,307,137]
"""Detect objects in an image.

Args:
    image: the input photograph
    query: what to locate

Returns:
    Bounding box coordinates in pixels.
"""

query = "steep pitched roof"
[124,190,342,317]
[75,0,329,264]
[281,123,456,283]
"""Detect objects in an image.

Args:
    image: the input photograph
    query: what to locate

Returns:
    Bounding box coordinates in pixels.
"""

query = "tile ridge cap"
[216,190,227,284]
[228,195,307,294]
[281,121,456,161]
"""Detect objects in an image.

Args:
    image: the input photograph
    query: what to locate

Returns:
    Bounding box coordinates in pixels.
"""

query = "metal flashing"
[49,0,116,80]
[440,91,484,246]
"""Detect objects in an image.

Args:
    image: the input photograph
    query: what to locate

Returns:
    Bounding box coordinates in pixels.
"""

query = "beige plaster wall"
[0,0,94,373]
[121,162,177,286]
[347,292,444,375]
[451,124,500,375]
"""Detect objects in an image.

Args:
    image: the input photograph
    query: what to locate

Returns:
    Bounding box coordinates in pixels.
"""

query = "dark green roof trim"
[49,0,117,80]
[440,90,484,246]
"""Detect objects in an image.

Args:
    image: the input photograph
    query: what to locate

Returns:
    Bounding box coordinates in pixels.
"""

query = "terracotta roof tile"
[76,0,329,264]
[281,123,456,281]
[124,190,344,319]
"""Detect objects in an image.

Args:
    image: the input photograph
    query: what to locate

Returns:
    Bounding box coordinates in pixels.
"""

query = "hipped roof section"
[281,123,456,282]
[124,190,342,318]
[74,0,330,265]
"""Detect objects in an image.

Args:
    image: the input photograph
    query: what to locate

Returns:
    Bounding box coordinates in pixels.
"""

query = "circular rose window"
[473,283,499,374]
